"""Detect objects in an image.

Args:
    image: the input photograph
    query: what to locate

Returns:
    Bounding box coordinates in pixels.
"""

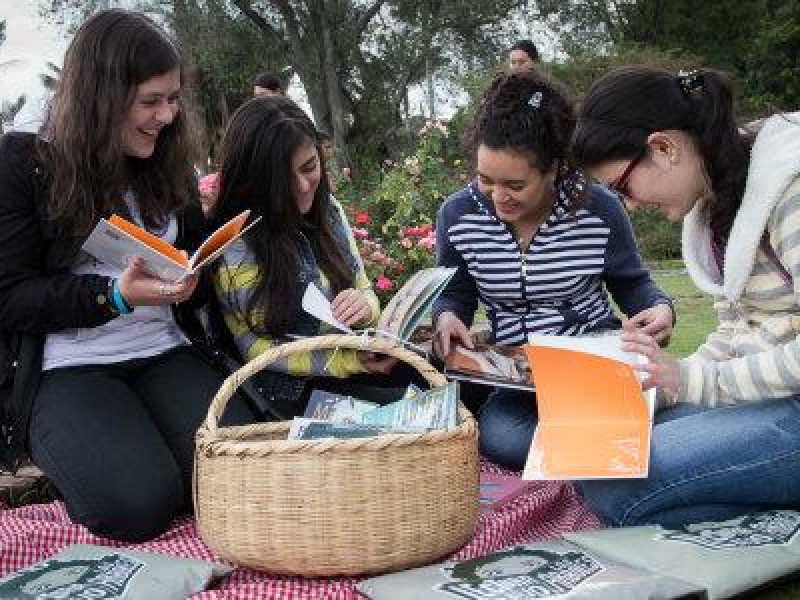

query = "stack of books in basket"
[287,383,459,440]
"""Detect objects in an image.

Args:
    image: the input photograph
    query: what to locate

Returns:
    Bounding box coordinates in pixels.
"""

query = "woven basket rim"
[199,333,472,454]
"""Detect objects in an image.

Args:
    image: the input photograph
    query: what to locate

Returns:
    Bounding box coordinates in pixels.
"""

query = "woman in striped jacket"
[570,66,800,526]
[432,72,674,469]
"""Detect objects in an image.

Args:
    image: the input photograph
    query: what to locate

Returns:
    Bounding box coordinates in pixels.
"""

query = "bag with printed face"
[565,510,800,600]
[0,544,231,600]
[357,539,703,600]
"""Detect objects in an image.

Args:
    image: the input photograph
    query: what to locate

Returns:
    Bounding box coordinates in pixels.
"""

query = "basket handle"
[205,333,448,434]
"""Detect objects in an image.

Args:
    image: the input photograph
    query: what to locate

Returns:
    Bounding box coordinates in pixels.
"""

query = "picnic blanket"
[0,462,600,599]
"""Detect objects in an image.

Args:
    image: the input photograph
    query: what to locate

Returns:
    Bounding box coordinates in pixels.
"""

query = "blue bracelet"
[111,279,133,314]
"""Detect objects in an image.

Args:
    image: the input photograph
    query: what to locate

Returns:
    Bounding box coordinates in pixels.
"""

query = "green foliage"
[338,121,468,301]
[545,44,703,100]
[743,1,800,112]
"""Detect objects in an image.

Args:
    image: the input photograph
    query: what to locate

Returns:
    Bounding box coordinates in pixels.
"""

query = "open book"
[522,333,656,481]
[81,210,260,281]
[443,342,534,391]
[302,266,456,343]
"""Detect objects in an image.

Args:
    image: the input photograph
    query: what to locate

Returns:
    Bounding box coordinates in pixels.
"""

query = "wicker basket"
[194,334,479,576]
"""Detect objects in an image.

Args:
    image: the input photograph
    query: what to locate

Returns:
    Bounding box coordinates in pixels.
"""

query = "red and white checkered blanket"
[0,463,599,599]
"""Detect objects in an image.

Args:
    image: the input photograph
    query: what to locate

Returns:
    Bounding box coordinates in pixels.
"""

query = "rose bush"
[339,119,468,302]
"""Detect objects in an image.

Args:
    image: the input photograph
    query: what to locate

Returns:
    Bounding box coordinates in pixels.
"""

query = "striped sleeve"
[214,255,366,379]
[678,191,800,406]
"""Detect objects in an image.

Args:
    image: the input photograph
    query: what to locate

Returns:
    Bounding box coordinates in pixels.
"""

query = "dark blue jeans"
[29,346,256,542]
[478,387,538,470]
[578,399,800,527]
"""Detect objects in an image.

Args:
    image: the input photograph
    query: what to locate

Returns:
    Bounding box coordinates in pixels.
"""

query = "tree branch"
[229,0,283,43]
[356,0,386,35]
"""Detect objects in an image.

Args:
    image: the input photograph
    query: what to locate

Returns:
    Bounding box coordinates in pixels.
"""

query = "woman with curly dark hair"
[432,72,673,470]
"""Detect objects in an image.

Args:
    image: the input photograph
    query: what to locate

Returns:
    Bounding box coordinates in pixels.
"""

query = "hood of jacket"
[682,112,800,300]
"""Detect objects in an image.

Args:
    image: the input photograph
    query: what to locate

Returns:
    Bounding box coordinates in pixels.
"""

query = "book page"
[528,332,639,366]
[376,267,456,341]
[301,283,353,333]
[189,210,260,270]
[444,343,535,391]
[108,215,188,268]
[82,218,189,281]
[522,343,652,480]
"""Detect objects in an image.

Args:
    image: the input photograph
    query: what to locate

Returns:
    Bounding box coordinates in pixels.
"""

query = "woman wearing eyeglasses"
[570,65,800,527]
[432,72,674,470]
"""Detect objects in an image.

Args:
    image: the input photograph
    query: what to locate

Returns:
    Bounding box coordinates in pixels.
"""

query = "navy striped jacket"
[433,181,671,345]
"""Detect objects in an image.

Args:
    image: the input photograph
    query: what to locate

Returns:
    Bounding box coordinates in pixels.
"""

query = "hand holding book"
[117,255,198,307]
[432,310,475,358]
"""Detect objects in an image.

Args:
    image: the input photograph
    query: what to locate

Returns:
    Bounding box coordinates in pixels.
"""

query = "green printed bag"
[565,510,800,599]
[0,544,231,599]
[357,539,703,599]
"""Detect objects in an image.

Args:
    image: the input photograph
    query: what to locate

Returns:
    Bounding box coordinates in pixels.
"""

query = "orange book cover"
[82,210,259,281]
[521,336,654,480]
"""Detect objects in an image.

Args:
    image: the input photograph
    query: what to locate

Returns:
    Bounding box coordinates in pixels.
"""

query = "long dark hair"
[465,72,586,207]
[39,9,199,237]
[213,96,354,335]
[570,66,753,241]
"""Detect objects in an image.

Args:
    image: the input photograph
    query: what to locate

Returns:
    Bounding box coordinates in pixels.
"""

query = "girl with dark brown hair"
[0,9,254,541]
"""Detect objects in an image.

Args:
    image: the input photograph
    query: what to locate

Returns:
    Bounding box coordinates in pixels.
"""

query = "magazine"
[81,210,260,281]
[289,382,459,440]
[522,333,656,481]
[302,389,379,423]
[302,266,457,342]
[443,342,535,391]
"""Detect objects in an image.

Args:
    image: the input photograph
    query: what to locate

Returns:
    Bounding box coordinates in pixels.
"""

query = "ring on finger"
[159,283,168,297]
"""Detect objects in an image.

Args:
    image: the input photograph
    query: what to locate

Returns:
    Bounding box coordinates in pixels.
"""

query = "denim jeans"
[578,398,800,527]
[477,387,538,470]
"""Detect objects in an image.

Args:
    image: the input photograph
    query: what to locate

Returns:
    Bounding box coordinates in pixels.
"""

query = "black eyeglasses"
[610,153,644,199]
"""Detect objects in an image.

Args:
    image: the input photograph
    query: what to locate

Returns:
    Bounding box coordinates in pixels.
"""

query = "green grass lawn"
[652,269,717,357]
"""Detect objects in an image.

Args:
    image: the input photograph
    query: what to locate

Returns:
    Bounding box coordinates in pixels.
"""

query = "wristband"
[111,279,133,314]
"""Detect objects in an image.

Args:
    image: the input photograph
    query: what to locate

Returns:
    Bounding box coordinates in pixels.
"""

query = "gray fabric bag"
[0,544,231,599]
[565,510,800,600]
[357,539,703,599]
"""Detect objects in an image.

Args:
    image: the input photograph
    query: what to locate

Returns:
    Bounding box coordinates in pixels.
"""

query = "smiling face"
[120,68,181,159]
[292,139,322,215]
[589,130,712,221]
[476,144,556,227]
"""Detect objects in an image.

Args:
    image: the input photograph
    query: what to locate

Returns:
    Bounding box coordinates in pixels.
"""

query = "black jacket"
[0,132,212,470]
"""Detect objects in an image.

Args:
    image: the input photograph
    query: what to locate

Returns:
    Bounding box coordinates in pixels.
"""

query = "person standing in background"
[508,40,540,73]
[252,71,285,97]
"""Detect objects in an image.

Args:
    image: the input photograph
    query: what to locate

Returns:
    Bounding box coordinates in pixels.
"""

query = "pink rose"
[198,172,219,197]
[376,275,393,290]
[417,233,435,250]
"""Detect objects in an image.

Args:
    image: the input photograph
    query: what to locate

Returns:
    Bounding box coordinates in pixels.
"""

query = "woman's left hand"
[627,303,674,346]
[331,288,373,327]
[621,322,681,395]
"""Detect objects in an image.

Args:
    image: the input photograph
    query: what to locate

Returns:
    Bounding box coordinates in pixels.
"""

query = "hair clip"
[528,91,543,109]
[677,70,704,97]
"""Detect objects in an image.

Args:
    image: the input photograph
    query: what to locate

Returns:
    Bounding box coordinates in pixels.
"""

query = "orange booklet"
[521,334,655,480]
[81,210,260,281]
